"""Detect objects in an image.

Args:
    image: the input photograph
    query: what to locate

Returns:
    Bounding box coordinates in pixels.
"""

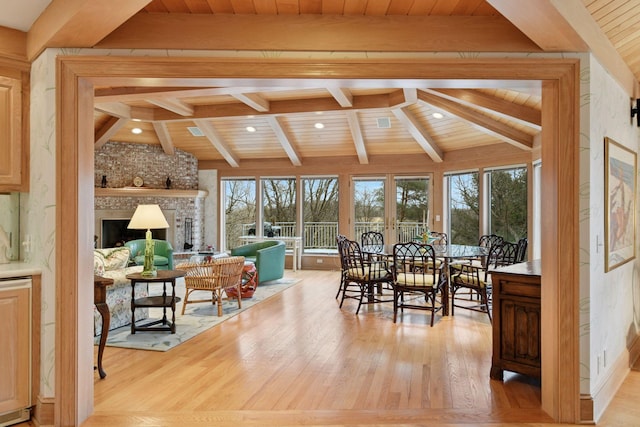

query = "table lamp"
[127,204,169,277]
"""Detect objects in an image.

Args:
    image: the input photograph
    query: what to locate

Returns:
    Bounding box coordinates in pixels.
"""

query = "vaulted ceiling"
[1,0,639,167]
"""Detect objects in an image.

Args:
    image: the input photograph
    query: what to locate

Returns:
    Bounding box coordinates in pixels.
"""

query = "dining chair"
[335,234,349,299]
[391,242,446,326]
[516,237,528,262]
[338,237,393,314]
[360,231,384,254]
[429,231,448,245]
[449,241,518,322]
[175,256,245,316]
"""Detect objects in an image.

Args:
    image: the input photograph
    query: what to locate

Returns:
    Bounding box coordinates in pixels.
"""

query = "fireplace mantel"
[95,187,208,198]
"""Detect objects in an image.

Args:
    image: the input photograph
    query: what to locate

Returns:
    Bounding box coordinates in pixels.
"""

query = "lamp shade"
[127,204,169,230]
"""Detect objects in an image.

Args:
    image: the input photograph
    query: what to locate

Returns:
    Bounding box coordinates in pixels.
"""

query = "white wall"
[28,48,58,397]
[585,55,640,419]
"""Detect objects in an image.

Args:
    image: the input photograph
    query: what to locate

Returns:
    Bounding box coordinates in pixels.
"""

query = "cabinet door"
[0,285,30,414]
[500,299,541,367]
[0,75,22,189]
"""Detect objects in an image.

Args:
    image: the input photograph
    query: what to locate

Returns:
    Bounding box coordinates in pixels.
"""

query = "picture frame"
[605,137,637,272]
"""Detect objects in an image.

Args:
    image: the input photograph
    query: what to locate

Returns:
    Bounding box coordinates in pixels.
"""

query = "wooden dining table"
[362,243,489,315]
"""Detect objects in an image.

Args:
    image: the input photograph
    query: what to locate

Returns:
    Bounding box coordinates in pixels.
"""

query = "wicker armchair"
[175,256,245,316]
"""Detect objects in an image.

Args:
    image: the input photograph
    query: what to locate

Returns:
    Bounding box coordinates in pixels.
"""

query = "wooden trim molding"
[94,187,208,198]
[56,55,581,425]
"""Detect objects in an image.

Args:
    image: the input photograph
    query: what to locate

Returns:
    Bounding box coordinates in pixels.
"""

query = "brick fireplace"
[94,142,207,251]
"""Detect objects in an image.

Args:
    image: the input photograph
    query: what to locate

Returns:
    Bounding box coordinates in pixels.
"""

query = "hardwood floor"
[71,269,631,426]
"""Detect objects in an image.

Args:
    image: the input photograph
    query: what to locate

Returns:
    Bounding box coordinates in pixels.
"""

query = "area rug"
[95,277,300,352]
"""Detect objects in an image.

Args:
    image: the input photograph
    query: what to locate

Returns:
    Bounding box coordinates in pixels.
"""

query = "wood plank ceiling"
[92,0,628,166]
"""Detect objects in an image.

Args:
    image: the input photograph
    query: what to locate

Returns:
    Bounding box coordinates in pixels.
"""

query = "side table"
[226,261,258,299]
[94,275,113,379]
[127,270,185,334]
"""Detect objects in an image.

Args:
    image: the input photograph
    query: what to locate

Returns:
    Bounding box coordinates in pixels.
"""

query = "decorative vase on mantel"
[165,176,172,189]
[101,175,107,188]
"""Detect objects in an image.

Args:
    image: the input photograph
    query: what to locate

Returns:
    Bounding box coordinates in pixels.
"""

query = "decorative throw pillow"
[102,247,131,270]
[93,251,106,276]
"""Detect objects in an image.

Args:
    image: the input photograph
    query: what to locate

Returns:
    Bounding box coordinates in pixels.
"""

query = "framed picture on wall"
[605,137,637,272]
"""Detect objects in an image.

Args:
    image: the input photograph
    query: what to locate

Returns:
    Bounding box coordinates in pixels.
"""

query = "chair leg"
[215,288,223,316]
[480,288,492,323]
[393,289,399,323]
[235,284,242,310]
[355,283,366,314]
[181,289,191,315]
[336,273,345,299]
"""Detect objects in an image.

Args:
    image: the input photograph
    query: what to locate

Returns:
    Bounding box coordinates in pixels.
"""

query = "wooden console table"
[490,259,541,381]
[127,270,185,334]
[94,275,113,379]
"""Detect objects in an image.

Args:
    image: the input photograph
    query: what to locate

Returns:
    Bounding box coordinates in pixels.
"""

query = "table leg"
[95,302,109,379]
[442,258,450,316]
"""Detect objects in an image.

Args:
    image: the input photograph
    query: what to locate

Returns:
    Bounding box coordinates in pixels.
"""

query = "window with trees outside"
[262,177,296,239]
[447,171,480,245]
[303,177,339,254]
[486,166,527,243]
[223,178,256,250]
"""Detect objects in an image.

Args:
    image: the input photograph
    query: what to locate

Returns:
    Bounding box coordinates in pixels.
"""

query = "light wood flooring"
[47,270,640,425]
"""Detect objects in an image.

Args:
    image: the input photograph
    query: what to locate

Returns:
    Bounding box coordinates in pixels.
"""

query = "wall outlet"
[436,215,440,221]
[316,259,323,263]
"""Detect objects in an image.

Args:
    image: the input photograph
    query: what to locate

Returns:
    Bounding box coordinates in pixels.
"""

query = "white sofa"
[93,247,148,335]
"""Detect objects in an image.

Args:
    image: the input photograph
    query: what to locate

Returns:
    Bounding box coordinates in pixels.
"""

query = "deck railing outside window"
[236,221,427,252]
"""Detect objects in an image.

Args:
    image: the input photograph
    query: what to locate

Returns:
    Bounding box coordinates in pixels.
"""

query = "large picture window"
[446,171,479,245]
[303,177,339,253]
[222,178,256,250]
[262,177,296,238]
[486,166,528,243]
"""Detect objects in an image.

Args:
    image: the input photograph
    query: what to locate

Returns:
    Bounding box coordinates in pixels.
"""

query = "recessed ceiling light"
[432,112,444,119]
[132,118,142,122]
[131,128,142,134]
[314,122,325,129]
[246,126,257,132]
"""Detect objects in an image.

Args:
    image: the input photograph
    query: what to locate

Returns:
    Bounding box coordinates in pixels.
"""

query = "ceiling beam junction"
[392,107,444,163]
[345,110,368,165]
[266,116,302,166]
[194,119,240,168]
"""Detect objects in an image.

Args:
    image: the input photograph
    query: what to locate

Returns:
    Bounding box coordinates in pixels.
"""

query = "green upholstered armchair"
[124,239,174,270]
[230,240,285,284]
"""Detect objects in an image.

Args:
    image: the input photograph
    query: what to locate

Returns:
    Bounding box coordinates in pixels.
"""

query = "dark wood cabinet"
[490,260,541,381]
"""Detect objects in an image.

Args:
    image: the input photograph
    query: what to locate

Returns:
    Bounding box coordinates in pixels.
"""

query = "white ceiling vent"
[187,126,204,137]
[376,117,391,129]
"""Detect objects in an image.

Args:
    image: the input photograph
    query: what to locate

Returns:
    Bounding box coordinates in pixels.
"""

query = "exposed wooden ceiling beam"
[487,0,587,51]
[232,93,270,112]
[96,14,541,52]
[392,107,444,163]
[152,121,175,155]
[26,0,151,61]
[194,119,240,168]
[388,88,417,108]
[94,86,302,103]
[266,116,302,166]
[146,98,194,117]
[550,0,639,97]
[94,102,132,118]
[327,88,353,108]
[0,26,27,61]
[345,111,368,165]
[426,88,541,128]
[148,93,394,122]
[489,0,639,96]
[95,116,127,149]
[417,90,533,151]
